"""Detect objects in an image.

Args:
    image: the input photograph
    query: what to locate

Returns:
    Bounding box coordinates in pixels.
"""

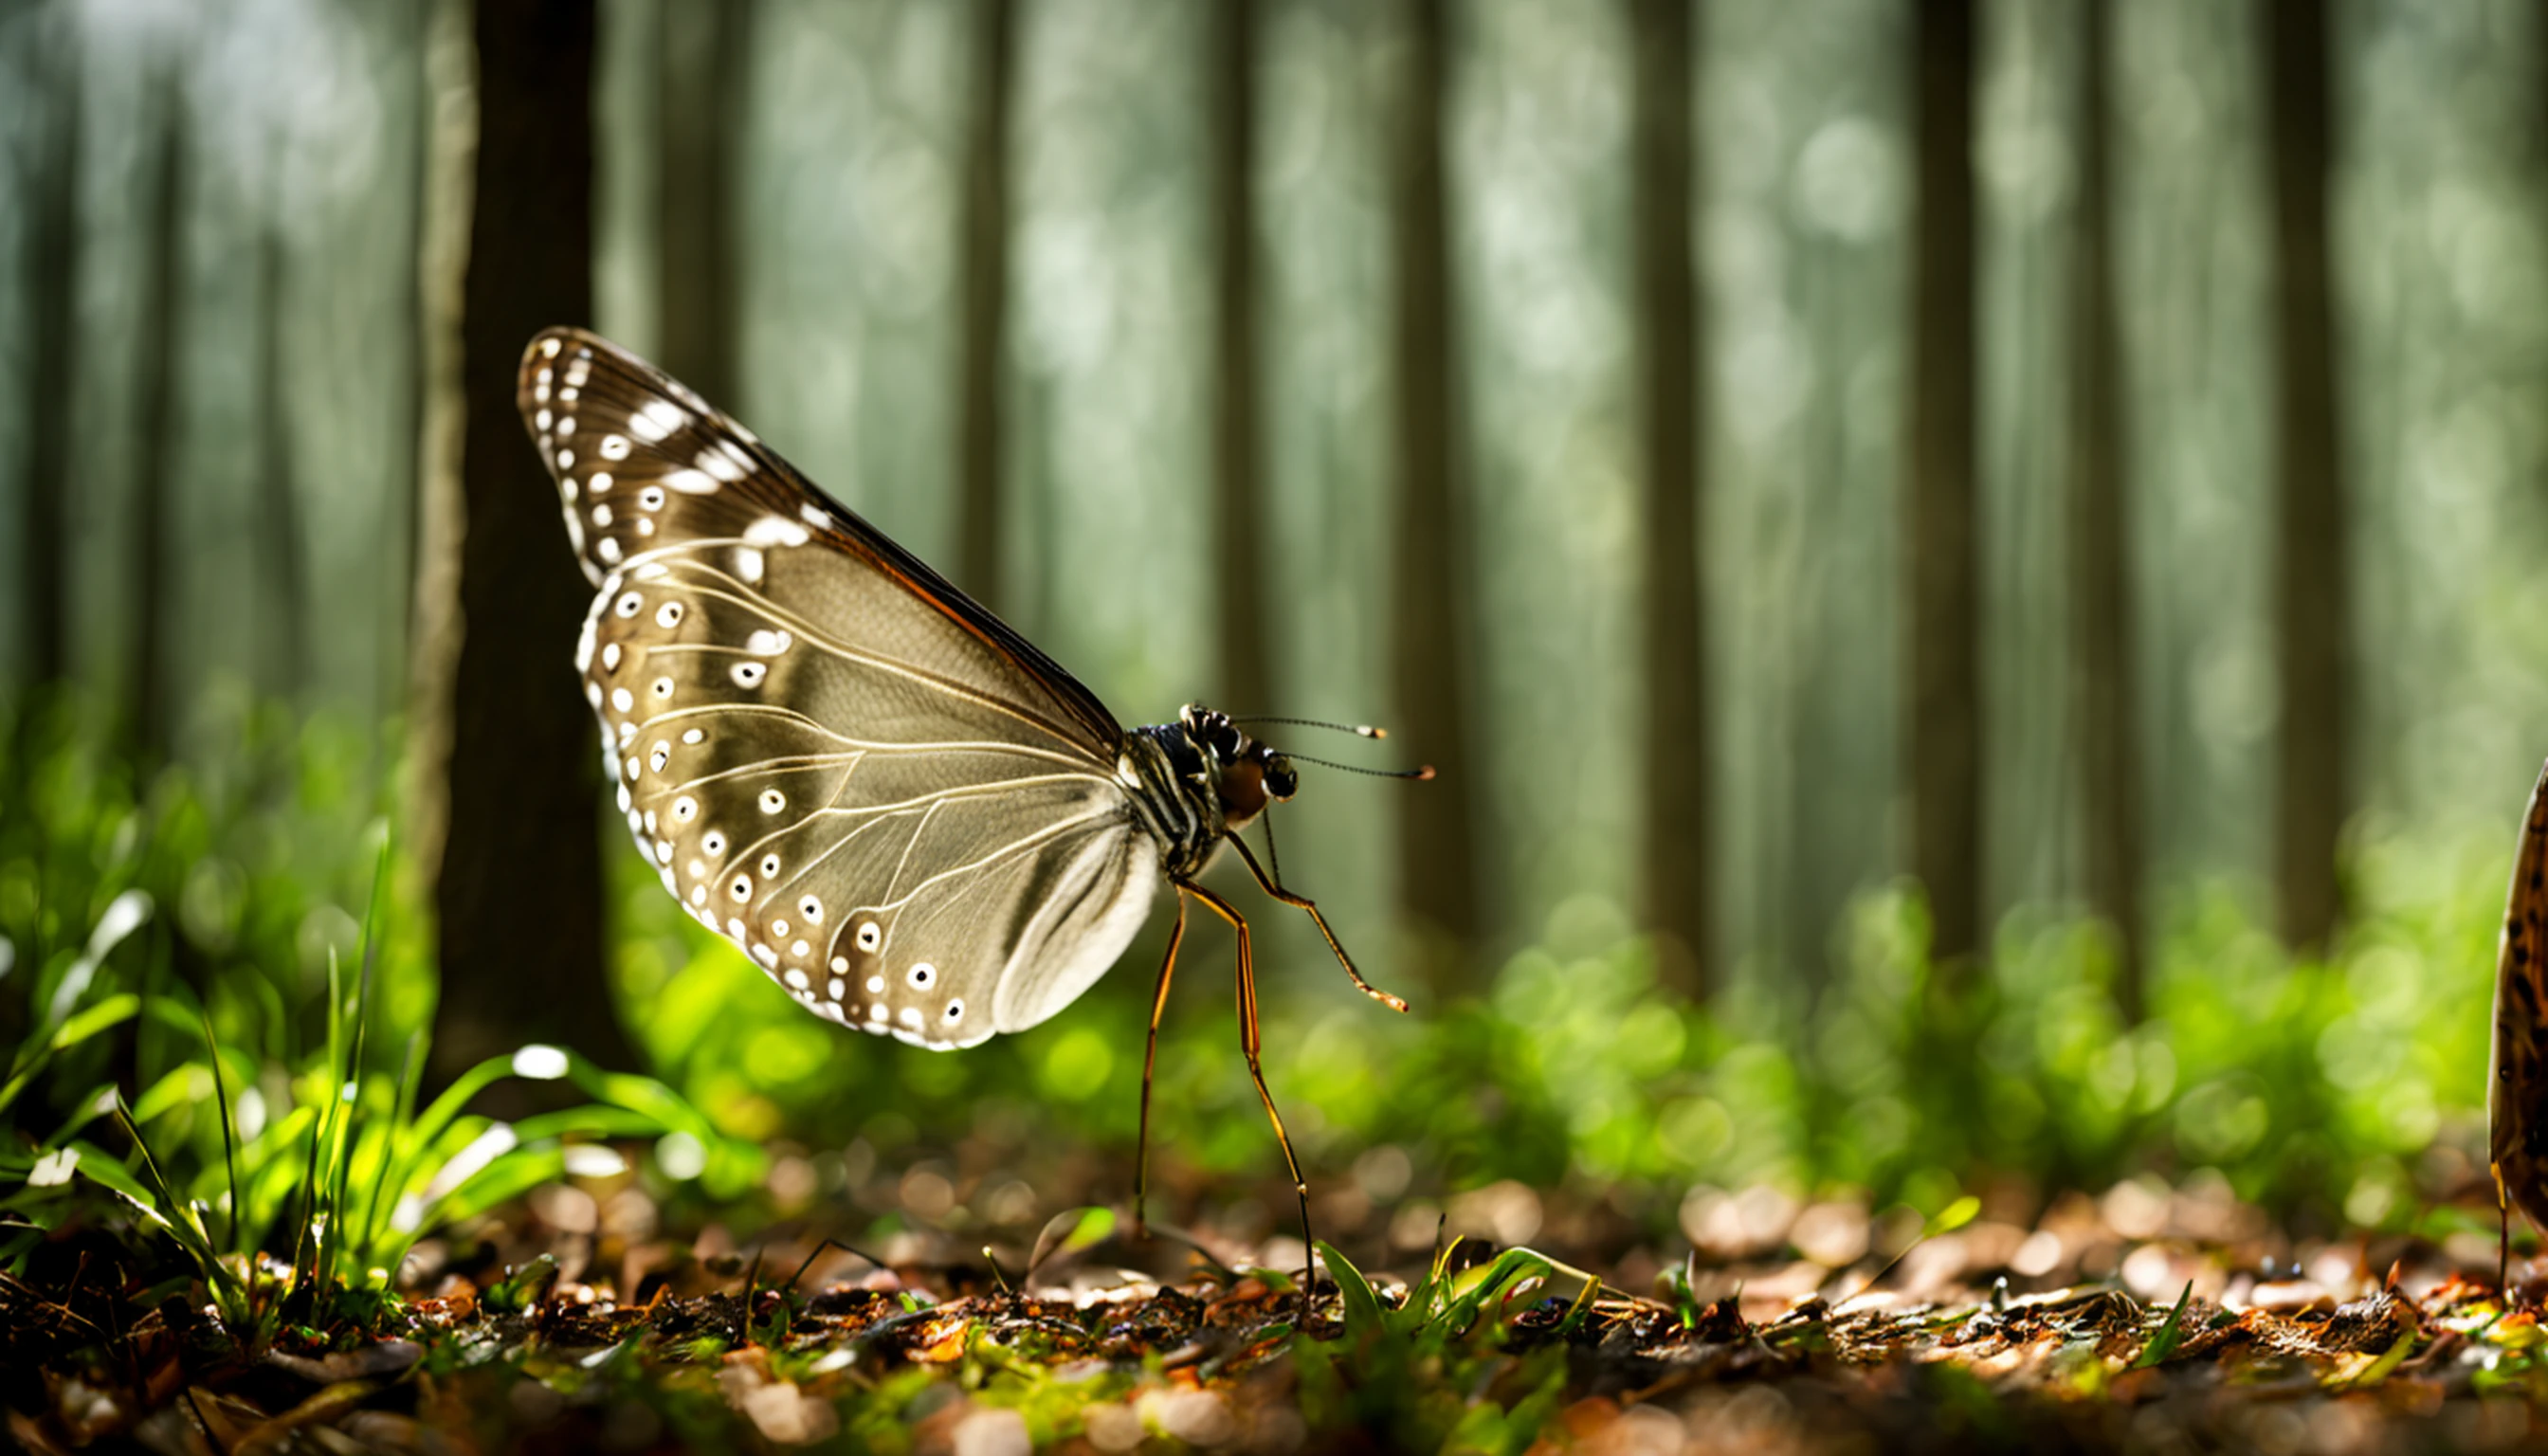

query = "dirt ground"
[8,1179,2548,1454]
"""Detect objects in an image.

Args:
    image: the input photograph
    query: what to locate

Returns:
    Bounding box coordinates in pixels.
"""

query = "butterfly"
[515,328,1419,1257]
[2491,756,2548,1291]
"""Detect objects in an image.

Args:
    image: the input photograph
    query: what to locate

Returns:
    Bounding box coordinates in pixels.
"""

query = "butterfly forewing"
[518,329,1161,1046]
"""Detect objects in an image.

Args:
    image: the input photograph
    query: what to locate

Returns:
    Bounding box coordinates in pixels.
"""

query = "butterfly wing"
[518,328,1161,1046]
[2490,757,2548,1233]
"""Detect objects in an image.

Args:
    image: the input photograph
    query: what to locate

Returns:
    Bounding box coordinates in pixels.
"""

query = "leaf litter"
[10,1175,2548,1452]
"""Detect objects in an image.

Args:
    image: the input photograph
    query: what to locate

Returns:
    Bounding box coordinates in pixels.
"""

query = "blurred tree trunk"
[655,0,752,408]
[252,209,309,704]
[1210,0,1271,719]
[956,0,1015,613]
[2071,0,2143,1018]
[419,0,637,1083]
[1904,0,1980,976]
[16,10,77,690]
[384,0,434,728]
[1392,0,1480,974]
[128,70,187,761]
[2265,0,2348,953]
[1631,0,1708,998]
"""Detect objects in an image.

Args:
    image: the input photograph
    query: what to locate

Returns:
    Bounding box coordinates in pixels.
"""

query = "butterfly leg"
[1134,895,1190,1241]
[1185,880,1318,1312]
[1226,835,1409,1013]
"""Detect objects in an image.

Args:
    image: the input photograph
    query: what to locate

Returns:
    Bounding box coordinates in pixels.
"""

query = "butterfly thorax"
[1119,705,1297,882]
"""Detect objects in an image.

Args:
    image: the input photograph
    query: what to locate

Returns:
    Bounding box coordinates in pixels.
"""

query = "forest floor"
[7,1182,2548,1455]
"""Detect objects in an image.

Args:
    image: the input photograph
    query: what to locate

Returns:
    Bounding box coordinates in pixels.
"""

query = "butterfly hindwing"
[518,329,1161,1046]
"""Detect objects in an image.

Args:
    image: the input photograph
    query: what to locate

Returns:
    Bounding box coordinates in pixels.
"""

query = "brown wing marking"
[2488,756,2548,1279]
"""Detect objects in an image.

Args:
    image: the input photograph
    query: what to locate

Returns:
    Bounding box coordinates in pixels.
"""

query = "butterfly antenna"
[1230,716,1389,740]
[1283,753,1435,781]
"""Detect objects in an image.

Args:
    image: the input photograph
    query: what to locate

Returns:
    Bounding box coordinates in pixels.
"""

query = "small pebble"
[1156,1390,1236,1447]
[953,1407,1031,1456]
[1084,1404,1145,1453]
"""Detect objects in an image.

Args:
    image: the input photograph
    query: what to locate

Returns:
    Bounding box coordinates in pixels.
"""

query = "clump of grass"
[0,795,753,1345]
[1292,1239,1587,1450]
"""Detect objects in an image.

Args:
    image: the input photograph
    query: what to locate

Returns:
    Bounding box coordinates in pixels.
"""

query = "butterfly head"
[1177,703,1299,833]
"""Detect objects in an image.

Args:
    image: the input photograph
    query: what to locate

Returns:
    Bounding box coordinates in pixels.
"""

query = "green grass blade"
[288,953,340,1302]
[40,1083,118,1152]
[386,1054,523,1192]
[0,994,141,1117]
[60,1142,162,1219]
[322,837,389,1294]
[354,1035,425,1271]
[2133,1281,2195,1370]
[508,1106,679,1143]
[106,1101,240,1303]
[1316,1241,1385,1339]
[1438,1247,1557,1336]
[406,1145,568,1248]
[203,1010,244,1255]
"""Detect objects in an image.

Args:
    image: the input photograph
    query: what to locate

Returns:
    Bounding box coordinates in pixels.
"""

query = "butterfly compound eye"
[1265,756,1299,801]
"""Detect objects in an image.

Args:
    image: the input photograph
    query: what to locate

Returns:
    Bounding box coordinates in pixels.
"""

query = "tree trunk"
[655,0,753,409]
[384,0,434,729]
[1210,0,1271,719]
[1631,0,1708,999]
[253,211,309,704]
[1391,0,1481,973]
[2265,0,2347,954]
[956,0,1016,614]
[1904,0,1981,976]
[128,70,187,761]
[16,10,77,691]
[422,0,638,1083]
[2071,0,2144,1018]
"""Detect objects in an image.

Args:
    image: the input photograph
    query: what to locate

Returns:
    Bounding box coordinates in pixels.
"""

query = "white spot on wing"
[629,399,686,443]
[742,516,811,548]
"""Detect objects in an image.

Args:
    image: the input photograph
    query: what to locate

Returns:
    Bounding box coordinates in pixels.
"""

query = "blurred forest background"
[6,0,2548,1264]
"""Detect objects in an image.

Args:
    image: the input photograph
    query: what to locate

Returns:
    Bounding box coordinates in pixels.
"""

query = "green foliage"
[3,682,2521,1265]
[1298,1240,1573,1451]
[610,803,2503,1230]
[0,691,752,1337]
